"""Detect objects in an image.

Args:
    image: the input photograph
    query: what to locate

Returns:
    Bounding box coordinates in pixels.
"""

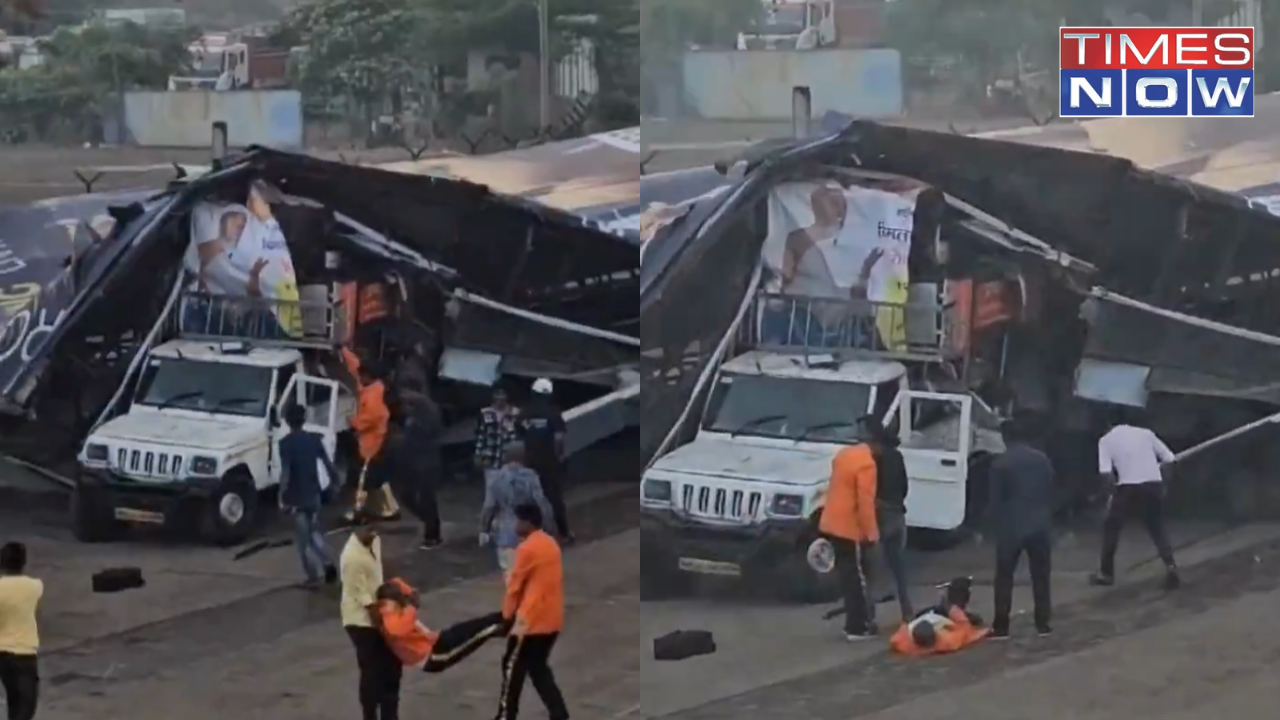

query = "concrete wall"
[117,90,304,148]
[681,48,903,120]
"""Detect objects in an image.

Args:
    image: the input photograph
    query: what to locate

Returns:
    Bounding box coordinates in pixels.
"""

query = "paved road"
[38,529,639,720]
[641,522,1280,719]
[16,489,1280,719]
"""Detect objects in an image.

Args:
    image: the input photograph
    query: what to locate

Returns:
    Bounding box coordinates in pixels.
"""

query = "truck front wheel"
[70,481,120,543]
[205,471,260,546]
[640,544,691,600]
[778,525,841,604]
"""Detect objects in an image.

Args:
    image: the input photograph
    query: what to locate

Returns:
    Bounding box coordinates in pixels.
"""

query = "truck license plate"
[114,508,165,524]
[678,557,741,577]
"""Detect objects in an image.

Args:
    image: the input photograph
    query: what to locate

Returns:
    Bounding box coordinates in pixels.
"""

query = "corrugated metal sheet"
[681,48,903,120]
[119,90,304,148]
[976,93,1280,194]
[382,129,638,214]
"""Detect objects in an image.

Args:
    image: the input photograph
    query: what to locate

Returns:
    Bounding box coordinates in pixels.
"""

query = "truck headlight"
[84,444,108,463]
[769,494,804,517]
[642,479,672,502]
[190,456,218,475]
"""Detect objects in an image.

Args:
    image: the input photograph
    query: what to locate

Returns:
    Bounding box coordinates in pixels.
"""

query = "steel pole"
[539,0,551,129]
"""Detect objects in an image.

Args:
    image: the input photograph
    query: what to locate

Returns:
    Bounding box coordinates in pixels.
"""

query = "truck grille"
[680,484,762,522]
[116,448,184,478]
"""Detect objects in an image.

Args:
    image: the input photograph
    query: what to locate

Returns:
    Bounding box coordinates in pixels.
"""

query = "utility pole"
[1192,0,1203,25]
[538,0,551,129]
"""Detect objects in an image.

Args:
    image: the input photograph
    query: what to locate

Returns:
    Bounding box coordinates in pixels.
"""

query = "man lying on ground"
[376,578,507,673]
[889,576,990,656]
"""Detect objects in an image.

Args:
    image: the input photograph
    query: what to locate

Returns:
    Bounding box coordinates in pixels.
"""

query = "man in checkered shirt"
[474,387,519,480]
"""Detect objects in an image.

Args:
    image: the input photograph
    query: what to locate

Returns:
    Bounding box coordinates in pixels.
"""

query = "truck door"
[272,373,343,491]
[883,390,972,531]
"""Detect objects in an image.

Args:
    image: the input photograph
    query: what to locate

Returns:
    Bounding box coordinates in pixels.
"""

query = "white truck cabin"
[75,337,350,545]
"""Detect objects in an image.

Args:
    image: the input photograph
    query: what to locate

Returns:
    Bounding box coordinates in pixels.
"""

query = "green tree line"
[0,0,639,142]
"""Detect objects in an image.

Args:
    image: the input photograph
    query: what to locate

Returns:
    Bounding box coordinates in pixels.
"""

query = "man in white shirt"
[1090,409,1179,590]
[341,516,402,720]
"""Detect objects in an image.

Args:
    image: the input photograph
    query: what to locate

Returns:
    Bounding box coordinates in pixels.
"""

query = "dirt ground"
[0,145,436,204]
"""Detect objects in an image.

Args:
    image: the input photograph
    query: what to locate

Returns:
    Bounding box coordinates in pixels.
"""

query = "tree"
[1,0,95,36]
[1263,0,1280,92]
[641,0,759,64]
[286,0,440,124]
[286,0,642,133]
[882,0,1240,119]
[0,21,192,141]
[639,0,759,115]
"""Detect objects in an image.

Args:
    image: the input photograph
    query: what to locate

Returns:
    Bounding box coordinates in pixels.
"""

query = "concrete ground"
[641,521,1280,719]
[11,467,1280,719]
[0,468,638,719]
[36,530,639,720]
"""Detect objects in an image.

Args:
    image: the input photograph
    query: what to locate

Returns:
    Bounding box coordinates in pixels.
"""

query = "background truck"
[640,290,1003,601]
[74,287,355,545]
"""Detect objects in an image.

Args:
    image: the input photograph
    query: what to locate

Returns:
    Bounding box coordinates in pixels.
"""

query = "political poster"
[184,183,302,336]
[761,181,916,350]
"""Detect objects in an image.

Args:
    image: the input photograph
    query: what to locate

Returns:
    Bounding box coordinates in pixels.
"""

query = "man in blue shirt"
[279,403,340,588]
[479,442,556,579]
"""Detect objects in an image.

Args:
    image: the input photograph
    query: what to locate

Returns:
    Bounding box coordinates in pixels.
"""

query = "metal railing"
[172,289,349,348]
[739,291,952,360]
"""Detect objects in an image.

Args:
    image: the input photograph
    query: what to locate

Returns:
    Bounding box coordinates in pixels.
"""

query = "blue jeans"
[874,511,913,622]
[292,510,333,582]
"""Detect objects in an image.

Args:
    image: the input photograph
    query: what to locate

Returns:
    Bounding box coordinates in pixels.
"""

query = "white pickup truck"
[74,338,356,544]
[640,350,1003,601]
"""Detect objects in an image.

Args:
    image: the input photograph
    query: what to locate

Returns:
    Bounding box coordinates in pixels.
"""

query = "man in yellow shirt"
[340,516,401,720]
[0,542,42,720]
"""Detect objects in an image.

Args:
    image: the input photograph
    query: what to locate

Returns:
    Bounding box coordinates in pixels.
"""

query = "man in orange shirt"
[818,435,879,640]
[375,578,506,673]
[496,503,568,720]
[342,347,400,521]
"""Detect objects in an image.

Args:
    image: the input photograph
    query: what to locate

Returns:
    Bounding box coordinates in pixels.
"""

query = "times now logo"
[1060,27,1254,117]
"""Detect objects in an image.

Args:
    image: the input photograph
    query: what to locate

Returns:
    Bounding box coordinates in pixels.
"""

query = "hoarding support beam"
[792,86,812,139]
[1150,203,1191,302]
[211,121,228,163]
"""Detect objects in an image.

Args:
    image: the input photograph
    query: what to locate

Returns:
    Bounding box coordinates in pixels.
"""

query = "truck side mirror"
[269,407,279,427]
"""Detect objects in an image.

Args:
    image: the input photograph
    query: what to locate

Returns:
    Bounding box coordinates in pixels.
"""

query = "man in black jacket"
[519,378,574,544]
[399,380,444,549]
[863,415,913,623]
[987,419,1054,638]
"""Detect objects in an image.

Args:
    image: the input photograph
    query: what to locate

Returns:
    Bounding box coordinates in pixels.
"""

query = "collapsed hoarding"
[640,114,1280,467]
[383,128,647,242]
[0,147,639,465]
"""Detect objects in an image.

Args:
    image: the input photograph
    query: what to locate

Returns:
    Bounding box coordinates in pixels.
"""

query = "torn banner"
[0,191,152,401]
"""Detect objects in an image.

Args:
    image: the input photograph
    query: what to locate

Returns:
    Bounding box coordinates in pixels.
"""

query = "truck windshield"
[702,373,871,443]
[134,358,274,418]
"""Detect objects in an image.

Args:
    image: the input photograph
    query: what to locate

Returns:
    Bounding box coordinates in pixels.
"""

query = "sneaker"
[1163,570,1181,590]
[989,628,1010,640]
[1088,573,1115,587]
[379,512,403,523]
[560,534,577,546]
[419,538,443,551]
[323,565,338,585]
[845,631,875,641]
[1036,626,1053,637]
